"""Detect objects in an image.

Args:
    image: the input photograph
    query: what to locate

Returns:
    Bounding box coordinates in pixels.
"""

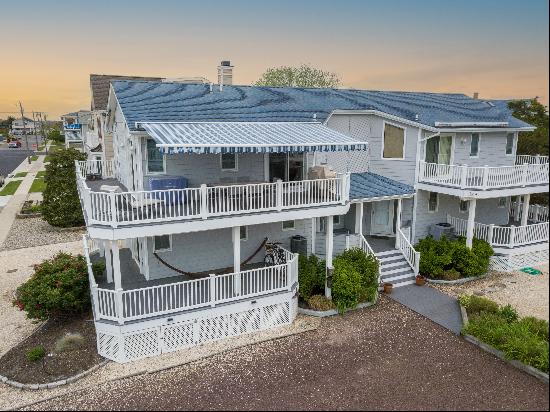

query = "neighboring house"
[74,62,548,363]
[10,118,37,135]
[61,111,87,151]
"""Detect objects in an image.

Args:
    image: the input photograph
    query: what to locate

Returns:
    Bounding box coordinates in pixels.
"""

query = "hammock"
[153,237,268,278]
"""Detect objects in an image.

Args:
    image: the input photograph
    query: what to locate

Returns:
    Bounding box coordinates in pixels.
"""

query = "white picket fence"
[395,228,420,275]
[418,157,549,190]
[447,215,549,248]
[83,235,299,323]
[76,160,349,227]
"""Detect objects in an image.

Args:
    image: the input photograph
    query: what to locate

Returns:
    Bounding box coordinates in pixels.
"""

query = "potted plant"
[415,274,426,286]
[383,282,393,294]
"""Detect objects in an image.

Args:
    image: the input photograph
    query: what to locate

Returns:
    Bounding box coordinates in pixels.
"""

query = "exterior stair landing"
[377,249,416,288]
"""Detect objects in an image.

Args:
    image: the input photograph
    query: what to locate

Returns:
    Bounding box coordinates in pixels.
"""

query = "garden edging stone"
[427,274,487,285]
[0,360,109,391]
[459,304,549,385]
[298,299,377,318]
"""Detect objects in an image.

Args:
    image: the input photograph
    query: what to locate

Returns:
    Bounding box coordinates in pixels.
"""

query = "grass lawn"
[44,155,52,163]
[29,177,46,193]
[30,155,39,162]
[14,172,28,178]
[0,180,22,196]
[36,171,47,178]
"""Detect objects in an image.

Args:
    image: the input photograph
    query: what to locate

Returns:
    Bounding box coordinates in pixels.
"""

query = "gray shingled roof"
[90,74,162,111]
[111,80,532,130]
[350,172,415,201]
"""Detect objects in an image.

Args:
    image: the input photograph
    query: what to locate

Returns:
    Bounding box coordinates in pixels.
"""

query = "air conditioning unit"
[429,223,455,240]
[307,165,336,180]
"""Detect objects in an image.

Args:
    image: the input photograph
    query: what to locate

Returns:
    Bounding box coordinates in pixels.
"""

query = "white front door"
[370,200,394,236]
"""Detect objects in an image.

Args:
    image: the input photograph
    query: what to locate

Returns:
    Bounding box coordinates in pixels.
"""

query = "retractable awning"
[139,122,368,154]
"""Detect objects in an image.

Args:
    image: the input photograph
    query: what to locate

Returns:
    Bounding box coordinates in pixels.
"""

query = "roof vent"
[415,114,419,121]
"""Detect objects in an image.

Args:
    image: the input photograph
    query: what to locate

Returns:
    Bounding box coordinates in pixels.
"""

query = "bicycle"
[263,240,287,266]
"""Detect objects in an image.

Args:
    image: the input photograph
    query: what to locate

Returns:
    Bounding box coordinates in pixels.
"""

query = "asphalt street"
[0,135,44,176]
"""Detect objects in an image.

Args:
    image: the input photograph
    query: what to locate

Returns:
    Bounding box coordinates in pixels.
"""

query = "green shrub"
[55,332,86,353]
[48,128,64,143]
[499,304,519,323]
[307,294,335,311]
[463,313,549,373]
[13,252,95,320]
[41,149,87,227]
[416,236,493,279]
[331,248,379,314]
[461,294,500,316]
[26,346,46,362]
[520,316,549,340]
[298,254,325,300]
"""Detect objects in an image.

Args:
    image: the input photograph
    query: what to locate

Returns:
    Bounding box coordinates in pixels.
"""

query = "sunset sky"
[0,0,548,119]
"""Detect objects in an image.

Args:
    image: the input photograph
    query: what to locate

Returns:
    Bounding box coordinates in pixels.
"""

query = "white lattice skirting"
[490,249,549,272]
[95,291,298,363]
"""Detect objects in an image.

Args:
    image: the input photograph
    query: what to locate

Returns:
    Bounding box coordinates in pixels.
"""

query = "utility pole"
[39,113,48,154]
[18,101,31,164]
[32,111,39,151]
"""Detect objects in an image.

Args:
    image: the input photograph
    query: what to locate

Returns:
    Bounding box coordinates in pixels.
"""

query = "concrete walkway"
[388,284,463,334]
[0,155,45,247]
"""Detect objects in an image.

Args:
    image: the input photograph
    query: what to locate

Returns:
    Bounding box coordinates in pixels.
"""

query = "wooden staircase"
[376,249,416,288]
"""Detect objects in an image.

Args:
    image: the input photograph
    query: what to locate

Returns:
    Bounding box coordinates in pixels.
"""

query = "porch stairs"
[376,249,416,288]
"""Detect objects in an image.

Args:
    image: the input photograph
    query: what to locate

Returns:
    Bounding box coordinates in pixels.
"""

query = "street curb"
[0,360,109,392]
[459,304,548,385]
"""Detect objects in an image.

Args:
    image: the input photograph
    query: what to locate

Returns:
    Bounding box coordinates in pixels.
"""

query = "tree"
[254,64,341,88]
[508,98,549,156]
[41,148,87,227]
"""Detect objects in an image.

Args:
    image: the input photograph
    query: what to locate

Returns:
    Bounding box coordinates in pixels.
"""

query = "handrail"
[509,201,549,223]
[359,234,381,281]
[396,227,420,275]
[75,160,350,227]
[419,160,549,190]
[516,155,549,165]
[447,215,549,248]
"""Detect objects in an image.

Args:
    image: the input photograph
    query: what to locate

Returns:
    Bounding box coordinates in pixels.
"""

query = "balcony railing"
[83,236,299,324]
[418,156,549,190]
[447,215,549,248]
[76,160,350,228]
[509,201,549,223]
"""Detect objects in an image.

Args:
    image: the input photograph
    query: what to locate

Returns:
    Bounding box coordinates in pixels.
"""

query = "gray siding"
[146,219,312,280]
[413,190,510,243]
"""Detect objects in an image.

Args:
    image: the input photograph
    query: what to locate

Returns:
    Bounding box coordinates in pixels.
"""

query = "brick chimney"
[473,92,479,99]
[217,60,233,91]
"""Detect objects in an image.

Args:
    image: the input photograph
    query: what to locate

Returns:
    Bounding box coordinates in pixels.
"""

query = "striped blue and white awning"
[139,122,368,154]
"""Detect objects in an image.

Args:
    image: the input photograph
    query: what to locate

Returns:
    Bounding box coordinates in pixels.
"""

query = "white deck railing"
[84,236,299,323]
[359,234,381,281]
[509,201,549,223]
[516,155,549,165]
[395,228,420,275]
[418,157,549,190]
[447,215,549,248]
[76,160,349,227]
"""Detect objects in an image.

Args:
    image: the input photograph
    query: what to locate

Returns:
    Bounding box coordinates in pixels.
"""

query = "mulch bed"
[0,312,103,384]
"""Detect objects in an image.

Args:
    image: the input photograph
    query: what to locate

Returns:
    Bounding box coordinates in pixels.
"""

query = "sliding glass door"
[268,153,304,182]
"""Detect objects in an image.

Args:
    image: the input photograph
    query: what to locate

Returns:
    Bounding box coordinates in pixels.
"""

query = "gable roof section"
[90,74,162,111]
[349,172,415,201]
[141,122,367,154]
[112,80,532,130]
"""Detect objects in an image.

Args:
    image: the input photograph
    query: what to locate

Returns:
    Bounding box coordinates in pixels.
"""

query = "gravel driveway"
[28,297,549,411]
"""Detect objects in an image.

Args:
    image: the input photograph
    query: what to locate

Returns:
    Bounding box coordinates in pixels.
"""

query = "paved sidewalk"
[388,284,463,334]
[0,155,45,247]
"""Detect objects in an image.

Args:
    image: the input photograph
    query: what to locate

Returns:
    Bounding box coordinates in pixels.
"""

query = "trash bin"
[290,235,307,256]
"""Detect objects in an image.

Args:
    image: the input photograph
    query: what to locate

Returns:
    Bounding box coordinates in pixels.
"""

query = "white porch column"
[395,198,402,248]
[355,202,364,235]
[521,194,531,226]
[514,195,522,222]
[325,216,334,299]
[232,226,241,296]
[110,240,124,325]
[466,199,477,249]
[311,218,316,255]
[105,240,113,283]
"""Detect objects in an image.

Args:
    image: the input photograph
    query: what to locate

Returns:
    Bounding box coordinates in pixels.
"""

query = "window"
[282,220,296,231]
[333,215,341,225]
[470,133,480,157]
[221,153,238,171]
[506,133,514,155]
[240,226,248,241]
[154,235,171,252]
[147,138,165,174]
[498,197,507,208]
[459,200,469,213]
[428,192,438,212]
[382,122,405,159]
